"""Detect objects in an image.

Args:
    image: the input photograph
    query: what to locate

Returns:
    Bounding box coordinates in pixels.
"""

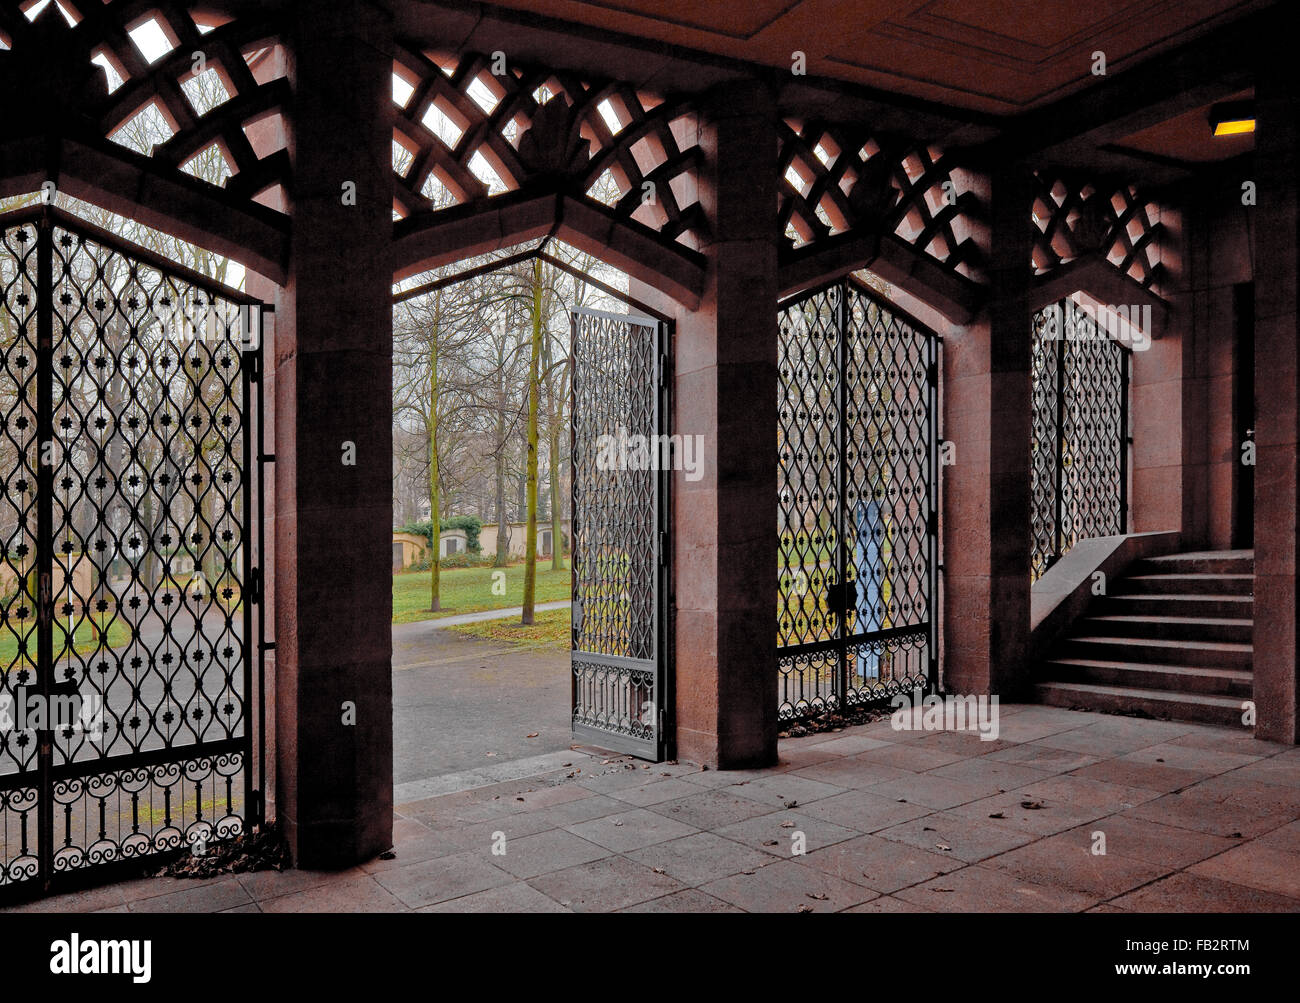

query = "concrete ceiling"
[454,0,1268,115]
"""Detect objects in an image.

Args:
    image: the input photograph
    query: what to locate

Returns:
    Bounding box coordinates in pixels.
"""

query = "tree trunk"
[549,417,564,571]
[428,342,441,611]
[522,259,543,625]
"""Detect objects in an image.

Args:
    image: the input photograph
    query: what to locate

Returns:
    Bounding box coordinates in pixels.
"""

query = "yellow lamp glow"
[1213,118,1255,136]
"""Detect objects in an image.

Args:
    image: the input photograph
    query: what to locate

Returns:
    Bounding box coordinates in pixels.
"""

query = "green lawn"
[445,608,570,647]
[393,559,571,624]
[1,616,133,672]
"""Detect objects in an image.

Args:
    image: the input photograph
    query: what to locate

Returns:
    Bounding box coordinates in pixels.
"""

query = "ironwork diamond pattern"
[778,277,937,721]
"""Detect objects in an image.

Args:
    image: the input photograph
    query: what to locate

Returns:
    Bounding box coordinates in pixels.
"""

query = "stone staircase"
[1034,551,1253,727]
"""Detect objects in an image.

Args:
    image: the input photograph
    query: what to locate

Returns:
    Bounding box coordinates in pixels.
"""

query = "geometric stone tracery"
[391,44,707,253]
[0,3,1167,300]
[778,118,988,285]
[0,0,289,212]
[1030,170,1165,293]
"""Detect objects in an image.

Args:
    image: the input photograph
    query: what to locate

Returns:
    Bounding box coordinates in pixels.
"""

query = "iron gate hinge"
[249,566,262,605]
[658,531,667,565]
[926,360,938,386]
[658,353,668,388]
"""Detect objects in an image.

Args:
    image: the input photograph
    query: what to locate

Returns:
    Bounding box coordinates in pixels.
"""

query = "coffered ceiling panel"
[468,0,1267,114]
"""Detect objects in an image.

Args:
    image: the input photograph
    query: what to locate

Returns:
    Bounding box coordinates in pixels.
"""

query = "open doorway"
[388,242,670,792]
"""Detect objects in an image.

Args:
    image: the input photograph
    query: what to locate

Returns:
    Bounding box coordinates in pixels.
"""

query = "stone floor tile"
[894,864,1098,912]
[980,832,1174,899]
[488,829,612,879]
[258,874,408,913]
[1107,871,1300,912]
[875,809,1036,863]
[624,831,772,886]
[647,789,777,830]
[1188,843,1300,900]
[527,856,687,912]
[418,881,571,912]
[126,875,252,913]
[798,833,963,894]
[713,809,861,857]
[618,889,743,913]
[797,788,934,832]
[564,807,699,852]
[371,850,513,908]
[700,859,877,913]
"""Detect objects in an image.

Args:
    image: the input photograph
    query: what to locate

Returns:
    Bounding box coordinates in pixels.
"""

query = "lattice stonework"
[391,45,705,248]
[0,0,289,209]
[778,121,986,283]
[1031,172,1164,292]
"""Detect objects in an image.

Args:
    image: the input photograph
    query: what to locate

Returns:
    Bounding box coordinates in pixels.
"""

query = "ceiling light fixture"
[1209,101,1255,137]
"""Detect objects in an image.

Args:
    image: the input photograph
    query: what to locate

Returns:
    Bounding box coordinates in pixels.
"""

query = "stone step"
[1033,681,1249,728]
[1135,551,1254,576]
[1040,657,1253,697]
[1060,634,1253,670]
[1098,594,1254,618]
[1080,614,1253,644]
[1123,573,1254,596]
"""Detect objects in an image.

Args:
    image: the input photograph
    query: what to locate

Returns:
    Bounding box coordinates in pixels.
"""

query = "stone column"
[632,81,779,768]
[273,0,395,865]
[1253,31,1299,744]
[941,167,1033,696]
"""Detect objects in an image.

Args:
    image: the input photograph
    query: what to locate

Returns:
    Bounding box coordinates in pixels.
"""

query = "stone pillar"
[1253,32,1299,744]
[274,0,394,865]
[632,82,779,768]
[941,167,1033,696]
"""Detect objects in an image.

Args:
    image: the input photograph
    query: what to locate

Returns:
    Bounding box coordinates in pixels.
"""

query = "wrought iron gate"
[0,206,266,899]
[1030,298,1130,581]
[569,307,668,760]
[777,276,939,721]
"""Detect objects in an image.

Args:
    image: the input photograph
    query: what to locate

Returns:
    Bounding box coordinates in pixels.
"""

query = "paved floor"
[391,627,570,782]
[10,703,1300,913]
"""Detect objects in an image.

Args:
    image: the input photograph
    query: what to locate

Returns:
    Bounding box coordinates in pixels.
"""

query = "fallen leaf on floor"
[780,821,795,828]
[378,850,396,861]
[652,867,665,874]
[935,842,951,851]
[613,820,623,827]
[806,892,828,901]
[797,904,814,913]
[783,800,799,809]
[526,733,539,738]
[923,826,935,832]
[988,812,1006,819]
[763,840,778,846]
[1020,800,1044,810]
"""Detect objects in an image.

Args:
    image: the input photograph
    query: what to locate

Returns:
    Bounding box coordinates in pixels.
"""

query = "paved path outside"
[12,704,1300,913]
[395,601,569,630]
[391,625,570,784]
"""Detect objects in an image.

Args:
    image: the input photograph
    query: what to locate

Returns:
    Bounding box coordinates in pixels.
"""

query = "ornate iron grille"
[777,277,939,721]
[1030,299,1130,581]
[570,307,667,761]
[0,206,265,900]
